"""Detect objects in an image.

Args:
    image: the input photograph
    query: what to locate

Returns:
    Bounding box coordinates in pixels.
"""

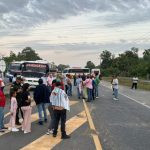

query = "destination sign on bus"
[26,64,46,68]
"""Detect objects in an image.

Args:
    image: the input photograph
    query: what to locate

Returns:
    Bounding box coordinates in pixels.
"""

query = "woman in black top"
[21,83,32,134]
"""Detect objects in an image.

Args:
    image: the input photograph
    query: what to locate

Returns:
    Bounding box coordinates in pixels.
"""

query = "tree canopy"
[85,47,150,79]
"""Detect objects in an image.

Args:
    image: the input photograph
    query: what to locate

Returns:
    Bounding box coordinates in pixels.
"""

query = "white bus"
[6,61,24,81]
[21,60,51,88]
[63,67,90,77]
[91,68,100,75]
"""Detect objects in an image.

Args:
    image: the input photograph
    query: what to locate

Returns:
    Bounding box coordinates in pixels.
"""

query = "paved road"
[0,82,150,150]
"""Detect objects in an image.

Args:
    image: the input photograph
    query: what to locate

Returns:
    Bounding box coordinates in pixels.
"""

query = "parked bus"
[63,67,90,77]
[91,68,100,75]
[6,61,24,81]
[21,60,51,88]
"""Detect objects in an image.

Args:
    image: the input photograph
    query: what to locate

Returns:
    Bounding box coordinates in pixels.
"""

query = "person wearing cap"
[10,76,23,125]
[34,79,50,125]
[50,81,70,139]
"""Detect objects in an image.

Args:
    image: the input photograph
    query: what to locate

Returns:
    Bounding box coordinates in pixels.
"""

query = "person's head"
[22,83,30,92]
[55,81,61,88]
[38,78,43,85]
[95,72,99,76]
[16,76,22,83]
[10,89,17,98]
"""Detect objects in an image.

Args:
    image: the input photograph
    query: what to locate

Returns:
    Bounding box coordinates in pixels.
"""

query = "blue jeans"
[67,84,72,96]
[87,88,93,101]
[37,103,47,122]
[95,85,99,97]
[114,88,118,99]
[77,87,83,98]
[0,107,4,129]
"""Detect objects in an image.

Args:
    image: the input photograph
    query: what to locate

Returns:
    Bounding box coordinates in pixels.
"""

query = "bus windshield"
[22,71,44,78]
[9,63,21,70]
[22,63,48,73]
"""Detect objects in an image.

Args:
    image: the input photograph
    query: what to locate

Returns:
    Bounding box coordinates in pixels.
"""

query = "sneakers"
[46,129,53,135]
[61,134,70,139]
[24,131,31,134]
[12,128,19,132]
[113,98,119,101]
[38,121,43,125]
[0,129,5,133]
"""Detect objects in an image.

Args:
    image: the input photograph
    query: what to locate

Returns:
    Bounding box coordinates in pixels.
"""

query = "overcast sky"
[0,0,150,67]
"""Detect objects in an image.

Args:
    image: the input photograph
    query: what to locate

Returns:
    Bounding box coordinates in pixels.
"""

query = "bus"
[6,61,24,81]
[21,60,51,87]
[63,67,90,77]
[91,68,100,75]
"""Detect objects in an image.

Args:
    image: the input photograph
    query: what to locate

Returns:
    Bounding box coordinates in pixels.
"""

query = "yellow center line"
[0,100,78,137]
[20,111,87,150]
[83,99,103,150]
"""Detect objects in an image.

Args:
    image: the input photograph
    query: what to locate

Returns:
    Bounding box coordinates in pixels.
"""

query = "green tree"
[143,49,150,61]
[85,61,95,70]
[100,50,112,69]
[57,64,70,72]
[18,47,42,61]
[4,51,17,69]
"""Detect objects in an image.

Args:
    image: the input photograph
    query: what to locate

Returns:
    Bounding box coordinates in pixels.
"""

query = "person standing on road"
[34,79,49,125]
[76,75,83,99]
[50,81,70,139]
[9,89,19,132]
[0,86,7,133]
[94,73,100,98]
[21,83,32,134]
[131,76,139,89]
[10,76,23,125]
[73,73,77,86]
[47,73,54,93]
[84,75,93,102]
[66,75,72,96]
[112,75,119,101]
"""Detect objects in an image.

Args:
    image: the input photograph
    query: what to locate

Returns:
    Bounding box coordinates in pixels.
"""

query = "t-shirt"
[112,78,119,89]
[132,77,138,83]
[21,91,31,106]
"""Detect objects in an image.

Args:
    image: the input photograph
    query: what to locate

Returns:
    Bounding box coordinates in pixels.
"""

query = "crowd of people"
[0,72,102,139]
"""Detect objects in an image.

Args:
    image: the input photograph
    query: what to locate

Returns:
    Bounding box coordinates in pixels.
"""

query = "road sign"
[0,59,6,72]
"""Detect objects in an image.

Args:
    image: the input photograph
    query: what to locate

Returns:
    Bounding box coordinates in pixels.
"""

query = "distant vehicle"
[63,67,90,77]
[6,61,24,81]
[91,68,100,75]
[21,60,51,87]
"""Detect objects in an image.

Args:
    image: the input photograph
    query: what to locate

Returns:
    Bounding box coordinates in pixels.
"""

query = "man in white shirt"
[112,75,119,100]
[50,81,70,139]
[131,76,139,89]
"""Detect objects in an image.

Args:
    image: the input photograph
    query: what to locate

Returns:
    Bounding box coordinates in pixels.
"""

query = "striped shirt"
[50,87,70,111]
